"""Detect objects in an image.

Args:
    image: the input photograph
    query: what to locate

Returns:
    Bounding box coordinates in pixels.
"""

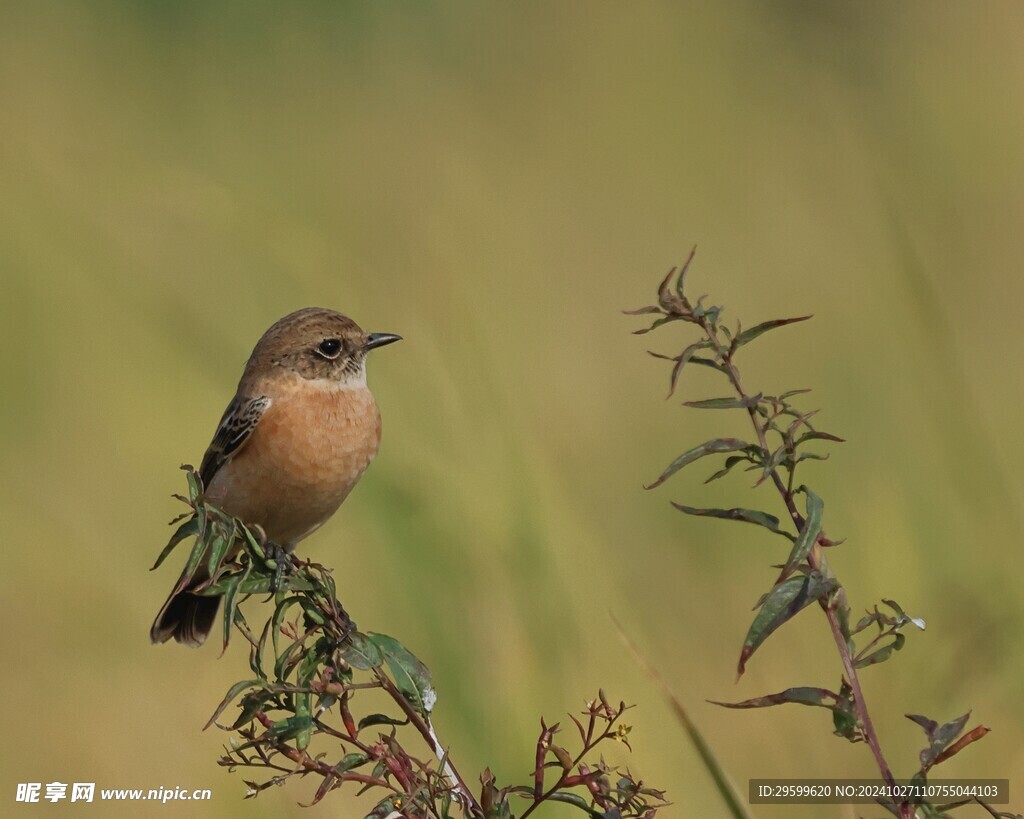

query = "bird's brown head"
[246,307,401,385]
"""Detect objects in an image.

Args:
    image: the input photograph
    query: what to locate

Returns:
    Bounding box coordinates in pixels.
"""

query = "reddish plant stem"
[699,319,908,816]
[372,669,484,818]
[253,711,398,792]
[519,713,623,819]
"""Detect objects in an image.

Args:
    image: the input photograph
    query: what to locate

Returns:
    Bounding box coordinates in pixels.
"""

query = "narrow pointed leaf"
[151,516,200,570]
[239,521,267,560]
[671,504,794,540]
[180,526,210,586]
[358,713,408,730]
[796,430,846,445]
[922,712,973,769]
[711,687,840,711]
[738,572,835,677]
[754,445,788,487]
[907,713,938,735]
[780,488,824,580]
[184,467,202,502]
[222,559,252,652]
[335,752,371,774]
[795,451,829,463]
[667,340,711,397]
[854,633,905,668]
[646,439,750,489]
[205,679,266,730]
[688,356,730,374]
[368,633,434,718]
[730,315,812,351]
[704,455,751,484]
[544,791,603,816]
[197,573,315,596]
[633,316,674,335]
[206,529,232,578]
[684,394,761,410]
[676,247,696,297]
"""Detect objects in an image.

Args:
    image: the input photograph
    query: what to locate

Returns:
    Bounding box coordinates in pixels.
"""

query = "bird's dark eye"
[316,338,342,359]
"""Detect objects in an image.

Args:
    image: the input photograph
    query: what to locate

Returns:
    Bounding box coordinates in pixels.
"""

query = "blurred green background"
[2,2,1022,817]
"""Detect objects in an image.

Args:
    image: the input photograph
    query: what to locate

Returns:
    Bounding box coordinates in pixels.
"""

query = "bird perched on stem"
[150,308,400,647]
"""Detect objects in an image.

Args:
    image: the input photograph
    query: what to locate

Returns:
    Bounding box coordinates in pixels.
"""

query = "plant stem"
[373,669,484,818]
[700,318,908,816]
[519,711,622,819]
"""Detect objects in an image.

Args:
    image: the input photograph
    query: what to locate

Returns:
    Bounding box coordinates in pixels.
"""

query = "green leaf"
[151,516,199,571]
[738,571,835,677]
[357,713,408,730]
[730,315,812,352]
[206,525,234,577]
[704,455,751,484]
[671,504,794,540]
[676,248,695,297]
[633,316,674,335]
[180,525,210,586]
[684,394,762,410]
[908,711,972,770]
[267,715,314,741]
[334,752,371,774]
[239,521,267,560]
[710,687,840,711]
[205,679,266,730]
[196,573,315,596]
[184,467,202,502]
[273,638,307,684]
[780,488,824,580]
[854,633,905,668]
[754,445,788,487]
[666,340,712,398]
[340,631,383,670]
[367,633,434,718]
[794,451,829,463]
[832,680,860,742]
[221,562,251,652]
[271,596,303,660]
[231,688,275,730]
[795,430,846,445]
[543,791,603,817]
[646,438,751,489]
[299,599,326,626]
[688,356,729,375]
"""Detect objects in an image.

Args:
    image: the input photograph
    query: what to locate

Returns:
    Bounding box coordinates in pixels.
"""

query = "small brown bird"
[150,308,400,647]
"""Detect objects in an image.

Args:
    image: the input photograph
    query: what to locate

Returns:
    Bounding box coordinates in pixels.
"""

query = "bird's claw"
[264,541,290,593]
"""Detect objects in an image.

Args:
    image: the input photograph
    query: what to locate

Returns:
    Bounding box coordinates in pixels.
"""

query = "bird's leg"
[263,541,291,592]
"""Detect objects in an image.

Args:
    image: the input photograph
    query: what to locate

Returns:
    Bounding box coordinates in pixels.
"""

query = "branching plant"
[627,250,1017,819]
[153,468,667,818]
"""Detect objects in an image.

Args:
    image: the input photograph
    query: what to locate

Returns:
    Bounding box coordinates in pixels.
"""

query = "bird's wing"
[198,394,272,489]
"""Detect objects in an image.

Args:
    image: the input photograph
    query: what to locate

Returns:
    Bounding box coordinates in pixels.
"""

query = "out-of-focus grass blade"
[611,614,755,819]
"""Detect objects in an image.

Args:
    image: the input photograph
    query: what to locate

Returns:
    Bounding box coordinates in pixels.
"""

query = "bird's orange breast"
[207,380,382,546]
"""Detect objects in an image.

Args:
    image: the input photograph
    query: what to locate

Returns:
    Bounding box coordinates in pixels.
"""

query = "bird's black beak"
[364,332,402,351]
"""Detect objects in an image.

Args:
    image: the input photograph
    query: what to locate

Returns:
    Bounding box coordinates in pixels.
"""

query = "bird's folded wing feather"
[199,395,272,489]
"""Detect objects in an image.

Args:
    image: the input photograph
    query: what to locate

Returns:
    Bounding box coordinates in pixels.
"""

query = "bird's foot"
[264,541,291,592]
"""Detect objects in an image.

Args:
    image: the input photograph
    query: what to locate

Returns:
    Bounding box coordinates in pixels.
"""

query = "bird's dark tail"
[150,572,221,648]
